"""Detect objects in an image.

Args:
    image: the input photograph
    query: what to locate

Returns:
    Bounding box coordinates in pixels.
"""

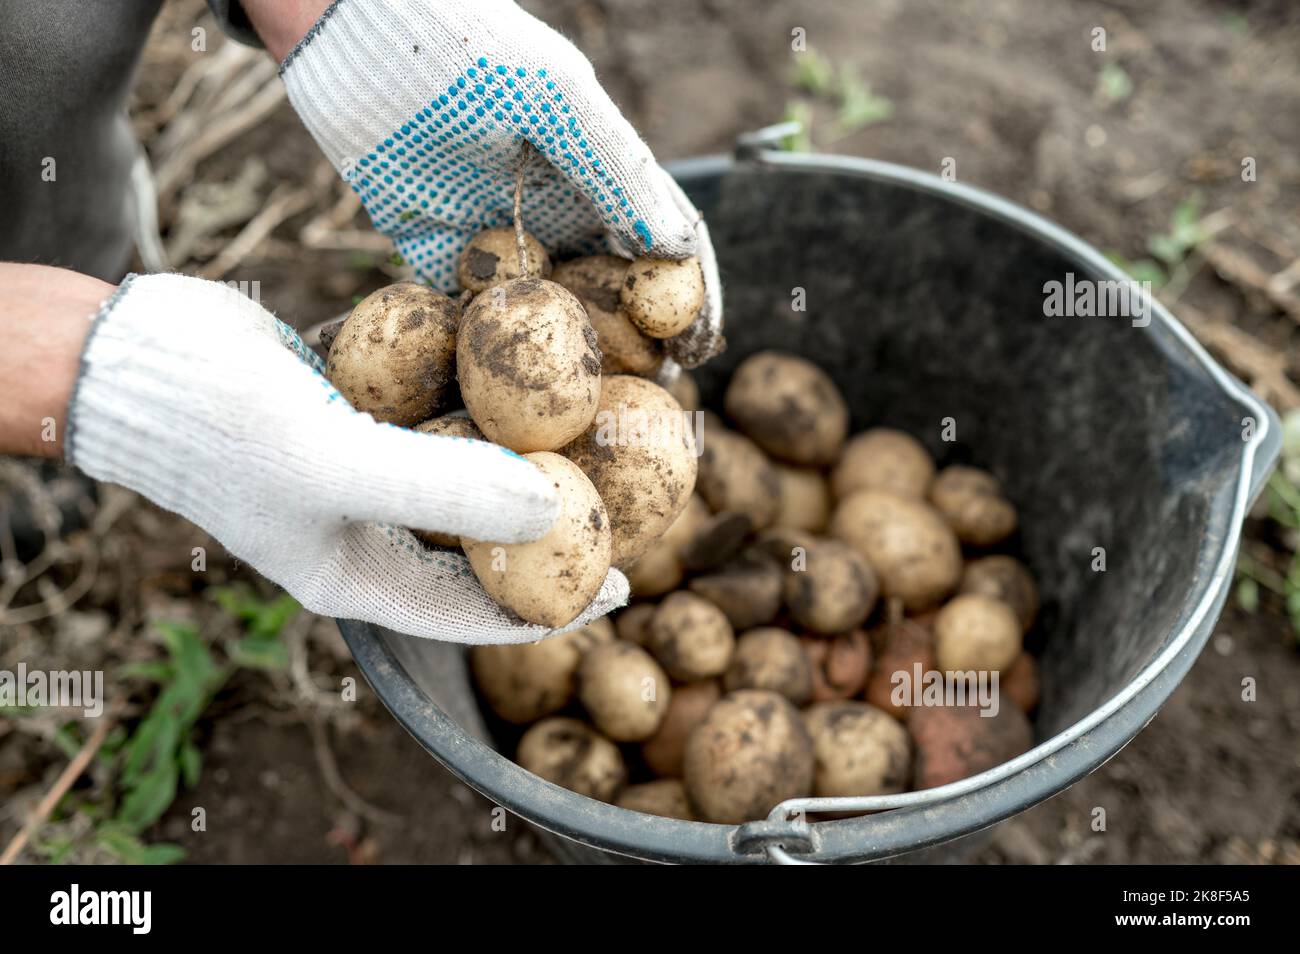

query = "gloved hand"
[66,273,628,643]
[280,0,724,367]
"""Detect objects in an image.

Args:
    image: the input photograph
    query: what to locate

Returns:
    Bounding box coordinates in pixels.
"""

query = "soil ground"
[2,0,1298,864]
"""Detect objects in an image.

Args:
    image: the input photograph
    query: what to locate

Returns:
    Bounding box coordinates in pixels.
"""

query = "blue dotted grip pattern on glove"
[348,58,650,291]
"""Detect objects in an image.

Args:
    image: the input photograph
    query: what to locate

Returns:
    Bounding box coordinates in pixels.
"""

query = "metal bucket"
[339,144,1280,863]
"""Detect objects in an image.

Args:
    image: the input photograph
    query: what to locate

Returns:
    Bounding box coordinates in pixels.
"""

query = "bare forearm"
[0,264,110,458]
[241,0,335,61]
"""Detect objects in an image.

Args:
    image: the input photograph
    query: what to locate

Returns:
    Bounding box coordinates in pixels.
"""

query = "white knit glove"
[281,0,723,367]
[66,274,628,643]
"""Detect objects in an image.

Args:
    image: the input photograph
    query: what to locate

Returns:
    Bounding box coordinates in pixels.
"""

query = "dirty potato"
[929,465,1017,546]
[909,703,1033,790]
[959,555,1039,633]
[561,375,697,567]
[831,428,935,500]
[646,591,736,681]
[782,539,879,635]
[687,549,783,630]
[696,415,781,529]
[457,226,550,293]
[624,494,709,597]
[933,594,1023,674]
[462,453,610,628]
[803,701,912,799]
[326,282,459,426]
[616,779,695,820]
[723,351,849,467]
[620,257,705,338]
[683,690,815,824]
[830,490,962,611]
[723,627,814,704]
[516,717,626,801]
[457,278,601,452]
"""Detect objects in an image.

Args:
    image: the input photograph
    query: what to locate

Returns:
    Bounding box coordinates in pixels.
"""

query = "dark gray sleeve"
[206,0,263,48]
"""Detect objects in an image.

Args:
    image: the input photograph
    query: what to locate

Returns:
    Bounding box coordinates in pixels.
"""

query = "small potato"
[683,690,814,824]
[616,779,695,820]
[578,641,672,742]
[1002,652,1041,714]
[457,226,550,292]
[909,703,1033,790]
[723,351,849,466]
[830,490,962,611]
[647,591,736,681]
[462,453,611,628]
[959,555,1039,633]
[457,278,601,453]
[831,429,935,500]
[804,701,912,799]
[560,375,697,566]
[517,717,626,801]
[802,630,872,702]
[929,466,1017,546]
[697,417,781,529]
[470,618,613,723]
[723,627,814,704]
[687,550,783,630]
[668,371,699,411]
[782,539,879,635]
[624,494,709,597]
[641,680,721,777]
[326,282,459,426]
[615,603,657,646]
[412,414,487,547]
[552,256,663,376]
[933,594,1022,674]
[621,257,705,338]
[773,465,832,532]
[866,618,935,718]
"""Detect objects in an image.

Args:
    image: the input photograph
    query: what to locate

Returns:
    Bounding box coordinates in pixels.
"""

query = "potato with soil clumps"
[457,278,601,453]
[326,282,459,426]
[412,414,487,547]
[723,627,813,704]
[577,641,672,742]
[457,226,550,292]
[620,257,705,339]
[866,618,936,718]
[831,428,935,500]
[552,256,663,376]
[724,351,849,467]
[959,555,1039,633]
[696,416,781,529]
[782,539,879,635]
[616,779,695,820]
[687,550,782,630]
[773,465,832,532]
[462,453,610,628]
[929,465,1017,546]
[802,630,872,702]
[909,703,1033,790]
[830,490,961,611]
[684,690,815,824]
[470,618,613,723]
[641,679,721,777]
[624,494,709,597]
[560,374,697,567]
[517,717,626,801]
[804,701,912,798]
[934,594,1022,674]
[647,591,735,681]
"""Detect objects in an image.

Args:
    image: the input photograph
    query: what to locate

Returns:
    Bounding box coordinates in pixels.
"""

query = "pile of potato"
[472,351,1043,825]
[323,226,705,628]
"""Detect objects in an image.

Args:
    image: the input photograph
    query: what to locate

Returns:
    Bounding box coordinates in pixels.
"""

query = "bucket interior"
[353,156,1254,861]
